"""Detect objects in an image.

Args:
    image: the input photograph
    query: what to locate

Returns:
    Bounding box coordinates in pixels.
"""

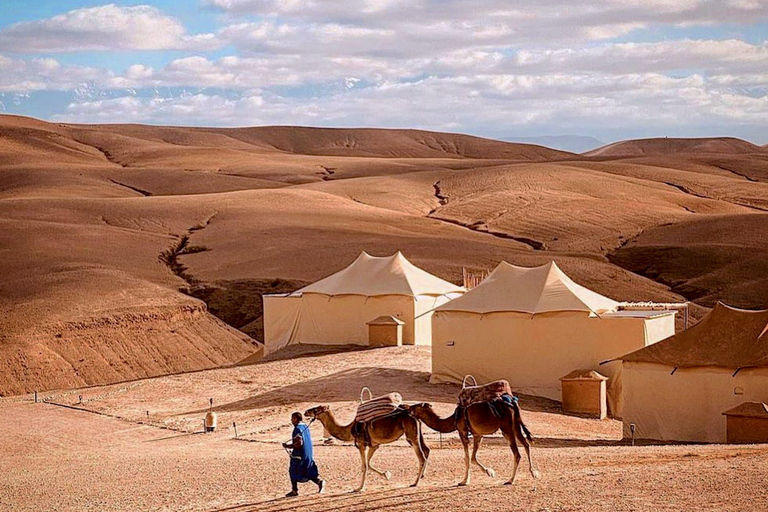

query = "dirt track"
[3,347,767,512]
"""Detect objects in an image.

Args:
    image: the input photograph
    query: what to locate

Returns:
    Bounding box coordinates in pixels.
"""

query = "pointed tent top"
[723,402,768,418]
[296,251,466,297]
[618,302,768,368]
[560,369,609,381]
[435,260,618,315]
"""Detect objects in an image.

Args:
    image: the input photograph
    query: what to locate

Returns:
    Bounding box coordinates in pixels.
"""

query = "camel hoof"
[485,468,496,478]
[352,487,364,493]
[504,481,514,486]
[457,482,468,487]
[532,470,541,480]
[384,471,392,481]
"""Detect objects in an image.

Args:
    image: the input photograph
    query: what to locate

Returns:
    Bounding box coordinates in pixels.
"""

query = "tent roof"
[296,251,466,297]
[367,315,405,326]
[435,261,618,315]
[618,303,768,368]
[560,369,609,381]
[723,402,768,418]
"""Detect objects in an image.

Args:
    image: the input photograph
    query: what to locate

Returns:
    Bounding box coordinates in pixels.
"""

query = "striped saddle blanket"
[458,379,513,408]
[355,392,403,423]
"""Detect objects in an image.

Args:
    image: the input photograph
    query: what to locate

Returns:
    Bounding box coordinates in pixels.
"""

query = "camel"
[304,405,430,492]
[407,400,539,486]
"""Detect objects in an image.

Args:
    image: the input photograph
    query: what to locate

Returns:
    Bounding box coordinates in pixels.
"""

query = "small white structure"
[263,252,465,354]
[430,261,676,411]
[618,303,768,443]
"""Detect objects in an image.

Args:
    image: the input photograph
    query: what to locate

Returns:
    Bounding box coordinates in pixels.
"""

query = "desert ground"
[3,346,768,512]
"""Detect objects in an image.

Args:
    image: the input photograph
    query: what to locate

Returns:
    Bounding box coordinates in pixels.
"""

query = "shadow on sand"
[182,366,561,417]
[207,483,500,512]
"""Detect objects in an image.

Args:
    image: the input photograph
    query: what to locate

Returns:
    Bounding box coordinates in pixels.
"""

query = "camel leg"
[458,432,471,486]
[471,435,496,478]
[515,426,540,479]
[405,424,426,488]
[418,421,431,478]
[502,431,522,486]
[365,445,392,481]
[353,444,368,493]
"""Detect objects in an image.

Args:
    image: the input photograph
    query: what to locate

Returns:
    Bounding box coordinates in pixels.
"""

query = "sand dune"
[609,214,768,309]
[586,136,762,158]
[1,114,765,395]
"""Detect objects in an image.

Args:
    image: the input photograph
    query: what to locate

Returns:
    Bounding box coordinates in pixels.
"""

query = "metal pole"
[233,422,238,438]
[630,423,636,447]
[34,391,38,403]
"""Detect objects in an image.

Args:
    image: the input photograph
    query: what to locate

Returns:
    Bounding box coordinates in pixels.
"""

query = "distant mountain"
[503,135,605,154]
[585,137,762,157]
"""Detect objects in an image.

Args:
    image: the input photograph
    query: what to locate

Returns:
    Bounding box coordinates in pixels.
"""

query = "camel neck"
[419,407,458,433]
[318,410,355,442]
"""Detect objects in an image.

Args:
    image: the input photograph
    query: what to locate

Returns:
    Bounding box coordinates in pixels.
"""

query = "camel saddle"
[355,391,403,423]
[457,379,513,408]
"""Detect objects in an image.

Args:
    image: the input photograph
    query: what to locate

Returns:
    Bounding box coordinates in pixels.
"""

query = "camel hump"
[355,391,403,423]
[457,379,513,408]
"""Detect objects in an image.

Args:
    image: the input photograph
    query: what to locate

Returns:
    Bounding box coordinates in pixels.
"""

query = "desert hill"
[585,136,762,158]
[609,213,768,308]
[1,114,766,395]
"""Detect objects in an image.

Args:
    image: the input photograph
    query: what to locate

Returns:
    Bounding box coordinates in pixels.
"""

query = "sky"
[0,0,766,144]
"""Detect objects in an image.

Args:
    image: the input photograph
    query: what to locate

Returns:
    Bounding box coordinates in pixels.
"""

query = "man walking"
[283,412,325,497]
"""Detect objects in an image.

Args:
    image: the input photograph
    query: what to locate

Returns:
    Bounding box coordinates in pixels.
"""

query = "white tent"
[617,303,768,443]
[263,251,465,354]
[430,261,675,406]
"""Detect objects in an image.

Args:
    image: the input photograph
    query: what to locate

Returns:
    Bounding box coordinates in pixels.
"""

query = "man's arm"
[283,432,304,449]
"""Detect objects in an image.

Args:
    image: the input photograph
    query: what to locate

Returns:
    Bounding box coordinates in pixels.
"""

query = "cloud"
[53,71,768,133]
[0,54,113,92]
[0,4,220,52]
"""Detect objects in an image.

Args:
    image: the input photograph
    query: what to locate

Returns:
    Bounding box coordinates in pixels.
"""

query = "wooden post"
[233,422,238,439]
[78,395,83,405]
[34,391,38,403]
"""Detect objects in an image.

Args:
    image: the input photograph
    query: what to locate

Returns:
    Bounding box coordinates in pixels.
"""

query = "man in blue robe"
[283,412,325,497]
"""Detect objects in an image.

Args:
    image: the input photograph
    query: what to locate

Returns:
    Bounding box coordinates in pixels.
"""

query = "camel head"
[304,405,330,419]
[406,402,434,418]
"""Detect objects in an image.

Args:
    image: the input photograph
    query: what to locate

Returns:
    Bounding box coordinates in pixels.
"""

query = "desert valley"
[2,113,768,511]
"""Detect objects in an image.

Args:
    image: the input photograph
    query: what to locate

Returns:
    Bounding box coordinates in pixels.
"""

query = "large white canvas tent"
[263,251,465,354]
[430,261,675,407]
[617,303,768,443]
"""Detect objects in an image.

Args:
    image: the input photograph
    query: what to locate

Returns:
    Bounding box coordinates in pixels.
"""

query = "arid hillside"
[1,114,766,395]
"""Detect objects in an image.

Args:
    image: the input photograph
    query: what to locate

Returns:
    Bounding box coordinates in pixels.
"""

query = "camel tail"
[510,400,534,443]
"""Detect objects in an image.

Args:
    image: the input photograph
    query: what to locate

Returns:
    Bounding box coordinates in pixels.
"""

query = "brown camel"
[407,401,539,486]
[304,405,430,492]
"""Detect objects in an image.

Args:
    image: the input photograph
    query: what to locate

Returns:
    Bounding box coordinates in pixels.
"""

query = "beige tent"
[430,261,675,406]
[263,251,465,354]
[617,302,768,443]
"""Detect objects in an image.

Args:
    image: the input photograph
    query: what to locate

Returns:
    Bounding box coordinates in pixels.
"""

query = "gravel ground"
[3,347,768,511]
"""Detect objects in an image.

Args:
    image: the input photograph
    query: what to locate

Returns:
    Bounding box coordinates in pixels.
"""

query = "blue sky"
[0,1,766,144]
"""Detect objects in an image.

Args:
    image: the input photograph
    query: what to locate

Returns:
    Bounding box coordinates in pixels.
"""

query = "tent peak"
[436,259,618,315]
[296,250,465,298]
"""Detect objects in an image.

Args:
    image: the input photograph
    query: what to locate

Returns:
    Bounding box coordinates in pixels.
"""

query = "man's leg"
[285,479,299,497]
[311,477,325,493]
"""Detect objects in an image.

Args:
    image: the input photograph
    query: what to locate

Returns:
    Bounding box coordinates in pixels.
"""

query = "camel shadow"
[206,483,495,512]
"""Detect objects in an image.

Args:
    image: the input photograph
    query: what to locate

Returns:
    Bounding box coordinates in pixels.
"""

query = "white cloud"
[0,4,220,52]
[0,54,113,92]
[53,72,768,132]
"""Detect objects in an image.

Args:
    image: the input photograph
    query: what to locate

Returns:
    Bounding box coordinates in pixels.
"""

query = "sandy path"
[4,347,768,511]
[3,400,768,512]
